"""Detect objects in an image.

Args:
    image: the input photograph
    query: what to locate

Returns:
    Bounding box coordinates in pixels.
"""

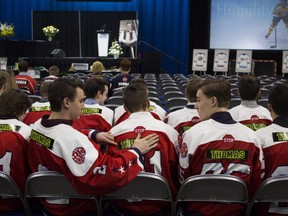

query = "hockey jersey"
[0,118,31,212]
[23,101,51,126]
[256,116,288,216]
[72,102,113,132]
[29,115,145,216]
[114,101,166,125]
[179,112,263,216]
[107,112,179,215]
[164,103,200,135]
[229,103,272,131]
[15,73,38,94]
[110,74,133,92]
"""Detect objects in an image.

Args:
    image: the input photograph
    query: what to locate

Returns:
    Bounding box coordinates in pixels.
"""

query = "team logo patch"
[223,134,235,143]
[122,77,128,82]
[72,147,86,164]
[250,115,259,121]
[134,126,146,134]
[191,116,200,123]
[179,141,188,158]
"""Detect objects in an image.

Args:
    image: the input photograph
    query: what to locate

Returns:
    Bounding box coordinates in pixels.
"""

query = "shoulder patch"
[30,129,55,149]
[273,132,288,142]
[0,124,21,132]
[81,107,102,115]
[72,147,86,164]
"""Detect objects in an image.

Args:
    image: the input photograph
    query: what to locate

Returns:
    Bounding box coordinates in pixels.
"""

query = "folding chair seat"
[149,96,162,106]
[230,87,239,98]
[247,176,288,216]
[0,171,31,216]
[258,98,269,109]
[100,172,174,216]
[165,97,188,110]
[260,88,269,99]
[229,98,241,109]
[148,90,160,98]
[174,174,248,216]
[25,171,100,216]
[28,95,42,103]
[162,91,184,101]
[105,96,124,106]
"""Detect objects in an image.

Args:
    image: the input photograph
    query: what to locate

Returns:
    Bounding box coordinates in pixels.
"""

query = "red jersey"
[23,101,51,126]
[15,74,38,94]
[0,118,31,212]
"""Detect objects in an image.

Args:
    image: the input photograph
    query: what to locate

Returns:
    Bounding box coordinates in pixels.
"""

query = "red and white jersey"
[107,112,179,215]
[15,74,38,94]
[114,101,166,125]
[23,101,51,126]
[229,104,272,131]
[179,112,263,216]
[256,116,288,216]
[164,103,200,135]
[73,103,113,132]
[0,118,31,212]
[29,116,145,216]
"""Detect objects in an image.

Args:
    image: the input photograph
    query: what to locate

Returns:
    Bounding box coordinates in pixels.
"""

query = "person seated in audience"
[6,68,19,90]
[15,60,37,94]
[255,83,288,215]
[73,77,114,132]
[229,75,272,131]
[42,65,60,82]
[28,77,159,216]
[23,81,51,126]
[165,77,202,135]
[114,78,167,125]
[90,60,110,83]
[0,89,32,214]
[105,83,179,216]
[178,79,263,216]
[0,70,9,95]
[110,58,133,93]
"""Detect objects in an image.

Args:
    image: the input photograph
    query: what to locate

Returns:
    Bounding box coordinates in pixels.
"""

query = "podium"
[96,30,110,57]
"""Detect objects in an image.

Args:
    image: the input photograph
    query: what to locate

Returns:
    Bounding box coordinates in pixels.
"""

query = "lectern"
[96,30,110,57]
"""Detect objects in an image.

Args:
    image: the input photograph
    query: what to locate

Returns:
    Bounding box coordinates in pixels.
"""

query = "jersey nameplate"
[119,139,135,150]
[244,123,267,131]
[31,106,51,112]
[207,149,248,160]
[30,129,55,149]
[0,124,21,132]
[81,108,102,115]
[273,132,288,142]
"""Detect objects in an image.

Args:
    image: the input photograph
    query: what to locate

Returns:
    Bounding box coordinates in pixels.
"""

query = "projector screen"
[210,0,288,50]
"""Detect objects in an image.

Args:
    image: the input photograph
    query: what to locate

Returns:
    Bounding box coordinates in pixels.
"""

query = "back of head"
[268,83,288,116]
[238,75,260,100]
[0,70,9,91]
[92,61,105,74]
[120,59,132,73]
[199,78,231,108]
[48,77,84,112]
[48,66,60,77]
[186,77,203,102]
[40,81,52,98]
[84,77,108,98]
[18,60,29,72]
[0,89,31,117]
[129,78,147,89]
[123,84,148,113]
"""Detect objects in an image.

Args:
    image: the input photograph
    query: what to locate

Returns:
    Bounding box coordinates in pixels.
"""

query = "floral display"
[42,25,59,41]
[0,22,15,39]
[108,40,123,58]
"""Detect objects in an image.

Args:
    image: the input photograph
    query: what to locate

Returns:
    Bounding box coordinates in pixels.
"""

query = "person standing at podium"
[119,21,137,58]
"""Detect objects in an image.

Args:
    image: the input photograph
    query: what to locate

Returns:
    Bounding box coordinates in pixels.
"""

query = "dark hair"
[186,77,203,102]
[268,83,288,116]
[84,78,108,99]
[0,89,31,117]
[120,59,132,72]
[40,81,52,97]
[18,60,29,72]
[123,84,148,113]
[48,77,84,112]
[238,75,260,100]
[199,79,231,108]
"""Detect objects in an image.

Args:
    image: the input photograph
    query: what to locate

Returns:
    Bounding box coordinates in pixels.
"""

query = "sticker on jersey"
[0,124,21,132]
[179,141,188,158]
[273,132,288,142]
[148,105,155,111]
[223,134,235,143]
[30,130,55,149]
[122,77,128,82]
[206,149,248,160]
[81,107,102,115]
[72,147,86,164]
[32,106,51,112]
[191,116,200,124]
[119,139,135,150]
[134,126,146,134]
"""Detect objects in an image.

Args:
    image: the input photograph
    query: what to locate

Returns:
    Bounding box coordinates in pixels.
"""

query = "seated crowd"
[1,59,288,216]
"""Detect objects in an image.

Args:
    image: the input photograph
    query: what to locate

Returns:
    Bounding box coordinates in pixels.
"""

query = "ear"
[210,96,217,107]
[96,90,102,98]
[62,97,70,110]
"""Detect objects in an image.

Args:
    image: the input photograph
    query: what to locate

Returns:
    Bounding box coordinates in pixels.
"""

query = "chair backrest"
[28,95,42,103]
[100,172,174,215]
[162,91,184,101]
[0,171,31,216]
[175,174,248,216]
[25,171,99,215]
[105,96,124,105]
[247,175,288,216]
[258,98,269,109]
[229,97,241,109]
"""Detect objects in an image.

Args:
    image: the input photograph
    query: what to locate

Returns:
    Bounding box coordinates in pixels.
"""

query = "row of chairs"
[1,170,287,216]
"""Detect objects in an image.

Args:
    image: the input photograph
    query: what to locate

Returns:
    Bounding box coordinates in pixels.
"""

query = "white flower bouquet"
[108,40,123,56]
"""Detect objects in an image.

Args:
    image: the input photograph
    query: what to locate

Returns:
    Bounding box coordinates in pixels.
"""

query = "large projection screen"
[210,0,288,50]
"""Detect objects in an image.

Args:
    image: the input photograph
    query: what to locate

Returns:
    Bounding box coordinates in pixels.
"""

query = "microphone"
[101,24,106,32]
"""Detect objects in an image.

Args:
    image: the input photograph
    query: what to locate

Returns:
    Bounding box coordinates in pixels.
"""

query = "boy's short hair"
[120,59,132,72]
[268,83,288,116]
[238,75,260,100]
[48,66,60,77]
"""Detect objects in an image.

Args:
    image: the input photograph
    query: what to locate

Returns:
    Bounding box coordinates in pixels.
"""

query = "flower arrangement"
[42,25,59,41]
[108,40,123,57]
[0,22,15,39]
